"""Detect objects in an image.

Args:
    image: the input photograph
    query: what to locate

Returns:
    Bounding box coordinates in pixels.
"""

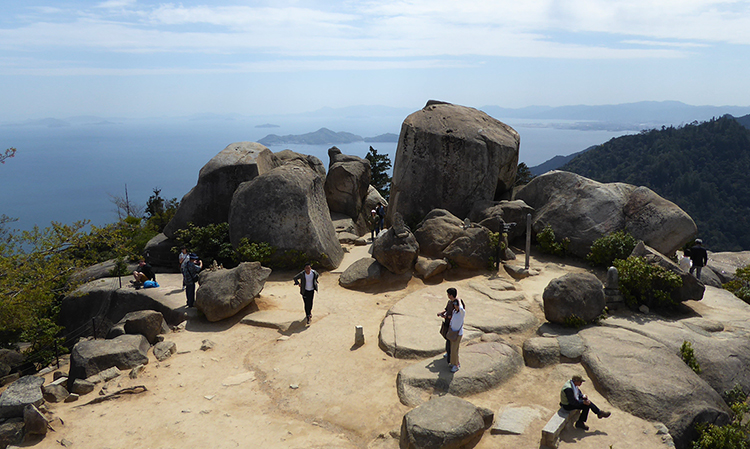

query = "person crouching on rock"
[560,375,611,430]
[293,263,319,325]
[182,253,202,308]
[132,258,155,289]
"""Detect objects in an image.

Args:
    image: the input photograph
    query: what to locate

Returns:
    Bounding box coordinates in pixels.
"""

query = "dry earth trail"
[26,245,668,449]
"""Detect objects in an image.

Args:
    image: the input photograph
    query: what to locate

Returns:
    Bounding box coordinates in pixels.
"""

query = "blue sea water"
[0,117,629,231]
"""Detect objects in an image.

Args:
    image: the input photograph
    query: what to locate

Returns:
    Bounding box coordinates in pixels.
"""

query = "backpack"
[143,280,159,288]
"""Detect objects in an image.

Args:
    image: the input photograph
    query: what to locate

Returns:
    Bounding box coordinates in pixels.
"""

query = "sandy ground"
[20,245,669,449]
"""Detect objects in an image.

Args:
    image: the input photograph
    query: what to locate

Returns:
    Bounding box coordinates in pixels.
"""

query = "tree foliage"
[1,147,16,164]
[515,162,535,186]
[536,224,569,257]
[144,188,179,233]
[562,116,750,251]
[692,384,749,449]
[365,146,392,200]
[722,265,750,304]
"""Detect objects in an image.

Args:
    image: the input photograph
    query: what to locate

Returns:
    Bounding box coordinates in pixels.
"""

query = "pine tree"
[365,146,392,200]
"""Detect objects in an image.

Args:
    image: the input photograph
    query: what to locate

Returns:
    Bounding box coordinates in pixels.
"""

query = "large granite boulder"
[397,342,524,406]
[515,171,696,258]
[196,262,272,322]
[0,375,44,418]
[339,258,383,289]
[601,315,750,403]
[228,161,344,270]
[442,226,494,270]
[164,142,279,238]
[324,147,371,219]
[372,215,419,275]
[400,395,493,449]
[413,209,466,259]
[468,200,533,240]
[413,209,494,269]
[631,241,705,303]
[0,419,24,447]
[107,310,168,344]
[142,233,178,271]
[388,101,520,224]
[71,259,139,284]
[68,334,150,383]
[705,250,750,283]
[414,257,450,280]
[274,149,326,176]
[0,350,23,378]
[380,285,536,359]
[543,273,606,324]
[580,326,730,449]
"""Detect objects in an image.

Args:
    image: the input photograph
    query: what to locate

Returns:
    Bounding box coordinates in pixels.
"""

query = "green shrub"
[692,384,749,449]
[587,230,637,267]
[563,314,588,329]
[680,341,701,374]
[613,256,683,309]
[173,222,235,267]
[234,239,275,265]
[537,224,570,257]
[723,265,750,304]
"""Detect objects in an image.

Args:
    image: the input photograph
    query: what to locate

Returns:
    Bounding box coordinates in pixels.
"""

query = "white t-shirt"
[450,303,465,335]
[304,271,315,291]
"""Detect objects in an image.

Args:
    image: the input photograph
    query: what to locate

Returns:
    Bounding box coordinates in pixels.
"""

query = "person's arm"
[293,272,301,285]
[564,387,579,405]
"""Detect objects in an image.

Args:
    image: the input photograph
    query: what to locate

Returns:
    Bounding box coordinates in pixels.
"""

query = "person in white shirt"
[447,288,465,372]
[293,263,319,325]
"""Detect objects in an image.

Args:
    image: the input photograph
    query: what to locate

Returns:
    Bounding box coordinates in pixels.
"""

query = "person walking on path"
[369,209,378,241]
[293,263,319,325]
[182,253,202,307]
[375,203,386,234]
[689,239,709,280]
[178,247,190,290]
[560,375,611,430]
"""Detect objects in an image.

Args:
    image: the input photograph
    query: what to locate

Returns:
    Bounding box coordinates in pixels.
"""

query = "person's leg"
[696,266,703,280]
[689,264,696,276]
[449,335,462,368]
[445,338,451,361]
[303,290,314,321]
[185,283,195,307]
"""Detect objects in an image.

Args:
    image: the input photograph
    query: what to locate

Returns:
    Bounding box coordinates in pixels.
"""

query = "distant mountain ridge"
[558,115,750,251]
[258,128,398,146]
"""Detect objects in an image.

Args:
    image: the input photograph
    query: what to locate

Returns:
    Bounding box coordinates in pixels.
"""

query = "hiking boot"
[598,410,611,419]
[575,422,589,430]
[450,364,459,373]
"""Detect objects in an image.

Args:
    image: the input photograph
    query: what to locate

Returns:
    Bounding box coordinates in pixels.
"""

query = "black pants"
[562,401,602,423]
[302,289,315,317]
[185,283,196,307]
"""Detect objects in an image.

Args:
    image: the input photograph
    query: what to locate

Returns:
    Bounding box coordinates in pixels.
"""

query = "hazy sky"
[2,0,750,119]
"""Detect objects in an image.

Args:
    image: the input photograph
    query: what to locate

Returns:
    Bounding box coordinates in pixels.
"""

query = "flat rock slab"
[240,310,306,332]
[580,326,731,449]
[380,285,537,359]
[0,376,44,419]
[601,314,750,397]
[400,395,493,449]
[491,405,547,435]
[396,342,523,406]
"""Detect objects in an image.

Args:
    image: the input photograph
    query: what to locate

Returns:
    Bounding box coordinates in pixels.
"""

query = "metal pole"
[55,341,60,369]
[525,213,531,270]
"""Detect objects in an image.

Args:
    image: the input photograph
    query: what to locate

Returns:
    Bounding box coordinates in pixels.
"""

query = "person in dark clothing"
[560,375,611,430]
[132,259,155,287]
[689,239,709,280]
[293,263,319,325]
[437,288,465,364]
[182,253,202,307]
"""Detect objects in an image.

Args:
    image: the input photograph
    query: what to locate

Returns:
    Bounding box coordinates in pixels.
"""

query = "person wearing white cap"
[689,239,708,280]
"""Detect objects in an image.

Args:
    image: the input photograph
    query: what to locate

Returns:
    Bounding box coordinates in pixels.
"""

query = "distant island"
[258,128,399,146]
[364,133,399,143]
[255,123,280,128]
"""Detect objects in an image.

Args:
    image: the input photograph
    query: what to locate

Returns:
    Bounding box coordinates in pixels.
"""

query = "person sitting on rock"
[560,375,611,430]
[132,258,155,288]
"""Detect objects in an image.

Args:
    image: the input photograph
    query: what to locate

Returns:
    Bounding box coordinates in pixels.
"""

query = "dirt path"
[29,247,668,449]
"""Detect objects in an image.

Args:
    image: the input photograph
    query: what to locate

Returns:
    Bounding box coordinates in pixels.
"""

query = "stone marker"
[491,405,545,435]
[355,326,365,346]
